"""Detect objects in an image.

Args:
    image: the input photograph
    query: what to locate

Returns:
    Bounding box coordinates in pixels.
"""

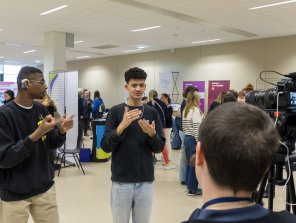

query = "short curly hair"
[124,67,147,83]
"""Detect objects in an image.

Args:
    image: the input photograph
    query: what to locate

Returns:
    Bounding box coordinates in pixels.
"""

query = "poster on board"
[49,72,65,116]
[183,81,205,112]
[208,80,230,110]
[159,73,173,95]
[49,71,78,152]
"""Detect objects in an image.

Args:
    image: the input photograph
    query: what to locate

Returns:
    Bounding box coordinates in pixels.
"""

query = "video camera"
[246,71,296,153]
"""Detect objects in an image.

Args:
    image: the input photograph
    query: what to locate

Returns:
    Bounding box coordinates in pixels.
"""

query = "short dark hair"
[183,86,198,98]
[4,89,15,99]
[228,89,238,100]
[142,96,148,101]
[17,66,43,87]
[124,67,147,83]
[223,92,237,103]
[199,102,279,193]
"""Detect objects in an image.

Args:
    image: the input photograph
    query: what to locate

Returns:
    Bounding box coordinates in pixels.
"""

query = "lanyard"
[201,197,253,209]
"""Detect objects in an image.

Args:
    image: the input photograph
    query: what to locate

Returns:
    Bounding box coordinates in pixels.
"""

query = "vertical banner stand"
[171,72,179,103]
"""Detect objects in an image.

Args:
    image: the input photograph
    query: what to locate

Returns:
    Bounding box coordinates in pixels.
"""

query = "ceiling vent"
[92,44,120,49]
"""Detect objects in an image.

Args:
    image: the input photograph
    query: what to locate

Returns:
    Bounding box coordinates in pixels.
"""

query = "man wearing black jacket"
[183,102,296,223]
[102,67,165,223]
[0,66,74,223]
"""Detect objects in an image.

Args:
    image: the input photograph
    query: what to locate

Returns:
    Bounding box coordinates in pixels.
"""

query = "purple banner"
[208,80,230,110]
[183,81,205,112]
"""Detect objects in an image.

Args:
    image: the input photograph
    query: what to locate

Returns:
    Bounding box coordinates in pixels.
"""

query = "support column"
[43,31,72,83]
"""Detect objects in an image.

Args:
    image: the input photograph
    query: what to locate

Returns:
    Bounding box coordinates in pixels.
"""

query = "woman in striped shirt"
[182,90,203,196]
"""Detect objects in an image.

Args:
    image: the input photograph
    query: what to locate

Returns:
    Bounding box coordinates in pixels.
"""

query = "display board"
[159,72,173,95]
[49,71,78,151]
[208,80,230,110]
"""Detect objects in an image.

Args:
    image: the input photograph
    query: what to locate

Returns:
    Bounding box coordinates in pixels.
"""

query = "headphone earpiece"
[21,79,29,90]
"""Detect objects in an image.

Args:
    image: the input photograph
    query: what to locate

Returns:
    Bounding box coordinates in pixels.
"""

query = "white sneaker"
[164,163,176,170]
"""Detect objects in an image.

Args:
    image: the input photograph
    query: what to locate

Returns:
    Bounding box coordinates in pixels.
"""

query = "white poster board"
[64,71,78,151]
[49,72,65,116]
[49,71,78,151]
[159,72,173,95]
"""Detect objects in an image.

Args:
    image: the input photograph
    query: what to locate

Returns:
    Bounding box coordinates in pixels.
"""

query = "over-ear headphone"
[21,79,29,90]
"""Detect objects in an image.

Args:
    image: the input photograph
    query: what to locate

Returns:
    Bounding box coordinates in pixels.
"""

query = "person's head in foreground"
[184,102,296,222]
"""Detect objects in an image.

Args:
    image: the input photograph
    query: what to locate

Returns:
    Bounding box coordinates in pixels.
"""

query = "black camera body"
[246,75,296,154]
[246,78,296,110]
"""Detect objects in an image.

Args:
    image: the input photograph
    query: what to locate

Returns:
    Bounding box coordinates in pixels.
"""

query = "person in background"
[244,83,254,93]
[92,90,105,119]
[238,83,254,103]
[160,93,173,164]
[170,104,181,150]
[82,90,93,136]
[36,92,59,169]
[36,92,57,117]
[208,91,225,113]
[179,86,198,185]
[142,96,149,104]
[77,88,84,149]
[227,89,238,101]
[3,89,15,104]
[182,90,203,196]
[101,67,165,223]
[183,102,296,223]
[148,90,175,170]
[238,90,246,102]
[0,66,74,223]
[223,91,237,103]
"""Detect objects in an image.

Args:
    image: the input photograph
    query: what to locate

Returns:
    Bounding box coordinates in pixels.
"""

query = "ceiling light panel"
[192,39,221,44]
[23,50,37,54]
[131,25,161,32]
[40,5,68,16]
[249,0,296,10]
[76,56,90,59]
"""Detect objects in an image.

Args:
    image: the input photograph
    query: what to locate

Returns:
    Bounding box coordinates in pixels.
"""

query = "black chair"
[56,147,85,176]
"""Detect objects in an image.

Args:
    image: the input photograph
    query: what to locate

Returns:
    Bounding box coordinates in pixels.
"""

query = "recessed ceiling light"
[131,26,161,32]
[249,0,296,10]
[4,60,20,63]
[192,39,221,44]
[123,49,142,53]
[76,56,90,59]
[0,56,4,59]
[35,60,42,63]
[23,50,37,54]
[40,5,68,15]
[137,45,150,49]
[5,43,22,47]
[74,40,84,44]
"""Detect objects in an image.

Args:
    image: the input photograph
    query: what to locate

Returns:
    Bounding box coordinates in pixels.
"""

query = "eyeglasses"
[28,79,46,85]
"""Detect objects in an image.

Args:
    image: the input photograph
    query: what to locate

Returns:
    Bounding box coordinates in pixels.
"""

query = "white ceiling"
[1,0,296,65]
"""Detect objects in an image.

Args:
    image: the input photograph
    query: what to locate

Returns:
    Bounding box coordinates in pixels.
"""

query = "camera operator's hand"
[29,115,59,142]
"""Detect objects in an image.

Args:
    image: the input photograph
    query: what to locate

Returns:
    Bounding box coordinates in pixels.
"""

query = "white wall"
[67,35,296,111]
